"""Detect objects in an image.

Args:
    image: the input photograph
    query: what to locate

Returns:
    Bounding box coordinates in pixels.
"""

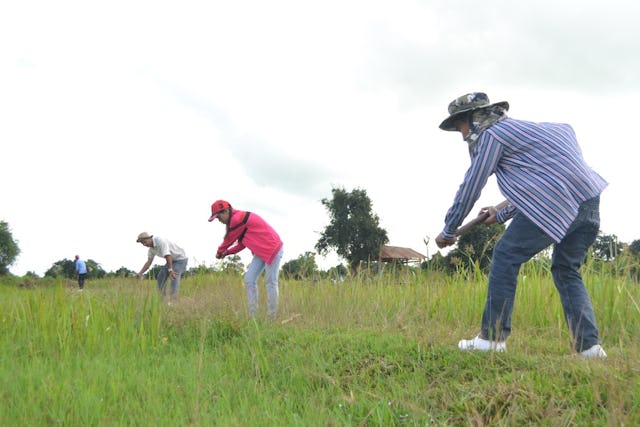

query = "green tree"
[446,222,505,273]
[110,267,136,278]
[44,259,75,278]
[592,232,623,261]
[422,251,448,272]
[315,187,388,272]
[187,263,216,276]
[629,239,640,256]
[0,221,20,275]
[44,258,105,279]
[326,264,348,282]
[282,251,318,280]
[220,254,245,275]
[147,264,164,279]
[85,259,106,279]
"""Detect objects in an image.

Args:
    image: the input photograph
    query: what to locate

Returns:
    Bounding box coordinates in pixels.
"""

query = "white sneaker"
[458,335,506,352]
[579,344,607,359]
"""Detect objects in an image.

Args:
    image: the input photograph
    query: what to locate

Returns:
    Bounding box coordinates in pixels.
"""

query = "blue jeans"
[244,247,284,318]
[481,197,601,352]
[157,258,188,298]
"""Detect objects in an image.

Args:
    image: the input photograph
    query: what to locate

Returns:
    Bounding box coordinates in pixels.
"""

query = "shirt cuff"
[439,230,456,241]
[496,205,515,223]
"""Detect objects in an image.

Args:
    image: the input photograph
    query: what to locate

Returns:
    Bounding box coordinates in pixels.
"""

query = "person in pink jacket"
[208,199,284,318]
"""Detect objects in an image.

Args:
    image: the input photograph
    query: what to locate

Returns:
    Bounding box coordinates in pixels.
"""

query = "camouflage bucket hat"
[439,92,509,131]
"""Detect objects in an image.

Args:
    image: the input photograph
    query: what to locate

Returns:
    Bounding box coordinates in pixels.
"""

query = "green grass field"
[1,262,638,426]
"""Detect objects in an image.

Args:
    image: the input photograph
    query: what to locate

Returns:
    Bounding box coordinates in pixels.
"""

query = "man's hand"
[435,234,457,249]
[479,205,499,224]
[216,251,225,259]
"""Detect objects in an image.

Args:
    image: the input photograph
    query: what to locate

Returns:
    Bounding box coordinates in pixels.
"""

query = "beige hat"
[136,232,152,242]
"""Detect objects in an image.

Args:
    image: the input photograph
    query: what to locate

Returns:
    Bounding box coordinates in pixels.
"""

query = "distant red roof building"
[379,245,427,265]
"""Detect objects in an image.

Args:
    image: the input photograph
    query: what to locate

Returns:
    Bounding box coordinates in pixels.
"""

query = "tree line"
[2,187,640,281]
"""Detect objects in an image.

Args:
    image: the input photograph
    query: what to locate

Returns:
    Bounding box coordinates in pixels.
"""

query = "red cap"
[208,200,230,222]
[75,255,79,260]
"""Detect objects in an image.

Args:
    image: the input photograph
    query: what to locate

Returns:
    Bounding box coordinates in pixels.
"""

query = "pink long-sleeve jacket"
[216,210,283,265]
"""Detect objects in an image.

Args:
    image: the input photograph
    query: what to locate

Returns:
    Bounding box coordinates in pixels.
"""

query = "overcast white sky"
[2,0,639,276]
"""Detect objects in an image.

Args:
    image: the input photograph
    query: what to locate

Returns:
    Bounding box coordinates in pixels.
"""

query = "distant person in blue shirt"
[74,255,88,290]
[435,92,608,359]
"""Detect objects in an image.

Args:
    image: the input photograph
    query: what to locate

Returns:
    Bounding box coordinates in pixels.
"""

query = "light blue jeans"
[244,247,283,318]
[481,197,601,352]
[157,258,188,299]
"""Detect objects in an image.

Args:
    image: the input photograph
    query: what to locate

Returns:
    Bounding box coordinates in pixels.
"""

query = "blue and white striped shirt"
[441,118,608,242]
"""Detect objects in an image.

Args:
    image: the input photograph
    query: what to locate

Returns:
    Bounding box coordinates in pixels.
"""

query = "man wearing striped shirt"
[435,92,608,358]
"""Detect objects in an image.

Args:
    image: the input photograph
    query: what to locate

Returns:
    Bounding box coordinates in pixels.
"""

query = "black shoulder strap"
[229,211,251,232]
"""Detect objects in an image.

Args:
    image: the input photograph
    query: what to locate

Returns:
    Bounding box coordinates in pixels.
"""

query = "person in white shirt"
[136,232,188,299]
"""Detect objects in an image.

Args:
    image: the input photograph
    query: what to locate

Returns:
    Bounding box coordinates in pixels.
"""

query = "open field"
[1,262,639,426]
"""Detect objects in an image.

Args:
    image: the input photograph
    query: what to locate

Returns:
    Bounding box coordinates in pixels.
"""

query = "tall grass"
[1,264,638,426]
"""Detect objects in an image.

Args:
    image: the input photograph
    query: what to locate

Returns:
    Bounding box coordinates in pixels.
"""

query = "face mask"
[464,106,509,158]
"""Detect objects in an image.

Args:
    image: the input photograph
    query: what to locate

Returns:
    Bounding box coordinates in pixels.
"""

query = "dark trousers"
[482,196,601,352]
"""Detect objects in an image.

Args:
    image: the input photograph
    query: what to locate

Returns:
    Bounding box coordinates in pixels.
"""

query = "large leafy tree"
[45,259,76,278]
[315,187,388,272]
[0,221,20,275]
